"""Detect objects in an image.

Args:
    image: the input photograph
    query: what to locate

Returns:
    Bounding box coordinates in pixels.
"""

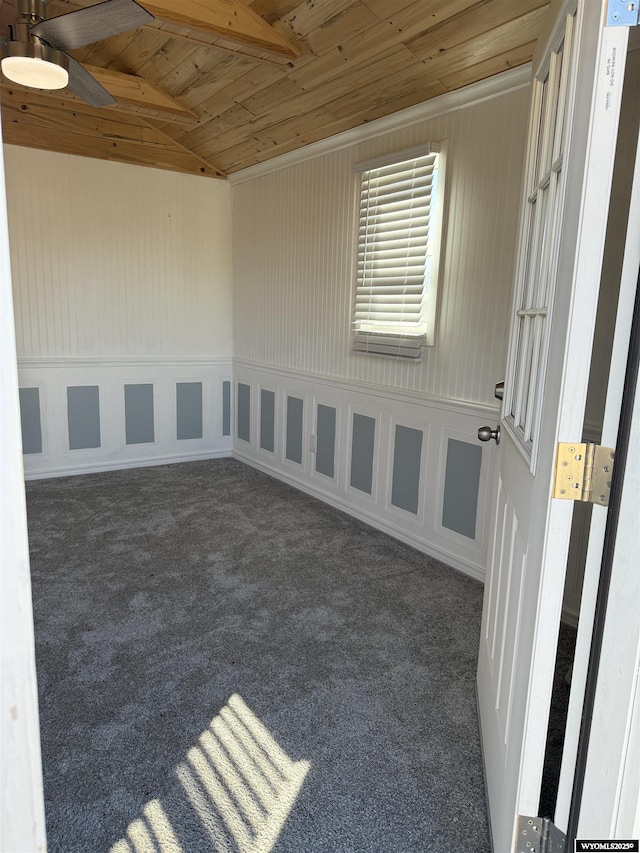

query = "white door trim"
[0,117,47,850]
[556,71,640,835]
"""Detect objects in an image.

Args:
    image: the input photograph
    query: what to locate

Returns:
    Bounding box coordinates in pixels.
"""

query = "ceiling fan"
[1,0,154,107]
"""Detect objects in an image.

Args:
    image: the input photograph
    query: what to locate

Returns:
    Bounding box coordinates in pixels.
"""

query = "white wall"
[5,148,234,476]
[6,146,231,359]
[231,84,530,406]
[230,75,531,578]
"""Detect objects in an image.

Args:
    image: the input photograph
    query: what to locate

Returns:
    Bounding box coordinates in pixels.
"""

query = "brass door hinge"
[553,443,615,506]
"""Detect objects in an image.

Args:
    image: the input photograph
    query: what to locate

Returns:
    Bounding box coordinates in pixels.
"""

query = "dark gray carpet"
[26,458,489,853]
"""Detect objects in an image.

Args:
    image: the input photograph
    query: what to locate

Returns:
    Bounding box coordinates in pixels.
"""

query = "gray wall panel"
[286,396,303,464]
[260,389,276,452]
[316,404,336,478]
[19,387,42,454]
[350,413,375,494]
[237,383,251,442]
[222,380,231,436]
[176,382,203,440]
[442,438,482,539]
[124,383,154,445]
[391,425,423,514]
[67,385,101,450]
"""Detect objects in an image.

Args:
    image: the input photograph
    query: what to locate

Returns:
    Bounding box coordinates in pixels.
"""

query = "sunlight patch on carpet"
[110,799,182,853]
[109,695,310,853]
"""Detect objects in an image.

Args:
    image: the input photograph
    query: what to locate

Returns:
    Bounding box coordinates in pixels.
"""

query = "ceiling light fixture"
[1,40,69,90]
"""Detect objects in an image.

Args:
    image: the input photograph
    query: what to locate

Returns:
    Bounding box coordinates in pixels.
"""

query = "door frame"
[0,115,48,850]
[564,71,640,840]
[570,269,640,842]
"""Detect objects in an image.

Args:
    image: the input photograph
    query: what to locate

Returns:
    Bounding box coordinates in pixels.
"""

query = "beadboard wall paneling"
[4,146,232,359]
[232,88,530,407]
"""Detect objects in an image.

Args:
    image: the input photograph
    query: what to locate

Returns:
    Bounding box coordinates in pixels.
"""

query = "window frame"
[351,143,447,359]
[502,11,577,471]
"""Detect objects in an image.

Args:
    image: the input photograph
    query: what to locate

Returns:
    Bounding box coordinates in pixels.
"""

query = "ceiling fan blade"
[30,0,154,51]
[66,55,116,107]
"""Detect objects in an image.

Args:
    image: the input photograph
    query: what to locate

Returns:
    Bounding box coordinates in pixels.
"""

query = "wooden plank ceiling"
[0,0,549,177]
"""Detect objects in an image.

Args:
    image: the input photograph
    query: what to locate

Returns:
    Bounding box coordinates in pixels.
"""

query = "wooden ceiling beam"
[147,21,290,66]
[84,66,199,121]
[141,0,300,59]
[0,73,199,126]
[31,0,297,63]
[0,90,224,177]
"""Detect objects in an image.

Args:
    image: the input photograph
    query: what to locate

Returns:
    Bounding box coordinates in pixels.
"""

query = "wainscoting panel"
[349,412,376,496]
[315,404,337,480]
[442,438,483,540]
[285,396,304,467]
[18,358,232,478]
[176,382,203,441]
[124,384,155,446]
[222,380,231,437]
[19,387,42,455]
[234,361,498,580]
[67,385,101,450]
[237,382,251,444]
[391,424,424,516]
[260,388,276,454]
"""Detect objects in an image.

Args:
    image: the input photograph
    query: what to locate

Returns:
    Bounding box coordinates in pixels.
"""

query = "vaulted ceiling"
[0,0,549,177]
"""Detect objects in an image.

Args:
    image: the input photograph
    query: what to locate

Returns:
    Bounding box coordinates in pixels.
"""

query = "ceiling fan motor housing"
[11,0,48,40]
[5,0,69,74]
[2,0,69,90]
[3,39,69,74]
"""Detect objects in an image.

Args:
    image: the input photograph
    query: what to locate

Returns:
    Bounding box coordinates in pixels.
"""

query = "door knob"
[478,424,501,444]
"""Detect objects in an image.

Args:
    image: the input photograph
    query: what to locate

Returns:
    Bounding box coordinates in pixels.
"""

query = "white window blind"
[353,146,442,359]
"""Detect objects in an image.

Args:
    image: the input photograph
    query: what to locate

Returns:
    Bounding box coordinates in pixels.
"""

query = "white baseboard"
[24,450,232,481]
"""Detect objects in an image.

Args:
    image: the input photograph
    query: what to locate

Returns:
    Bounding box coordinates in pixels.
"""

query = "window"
[352,145,445,359]
[505,13,575,464]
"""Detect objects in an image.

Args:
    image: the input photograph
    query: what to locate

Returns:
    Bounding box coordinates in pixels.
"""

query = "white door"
[476,1,630,849]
